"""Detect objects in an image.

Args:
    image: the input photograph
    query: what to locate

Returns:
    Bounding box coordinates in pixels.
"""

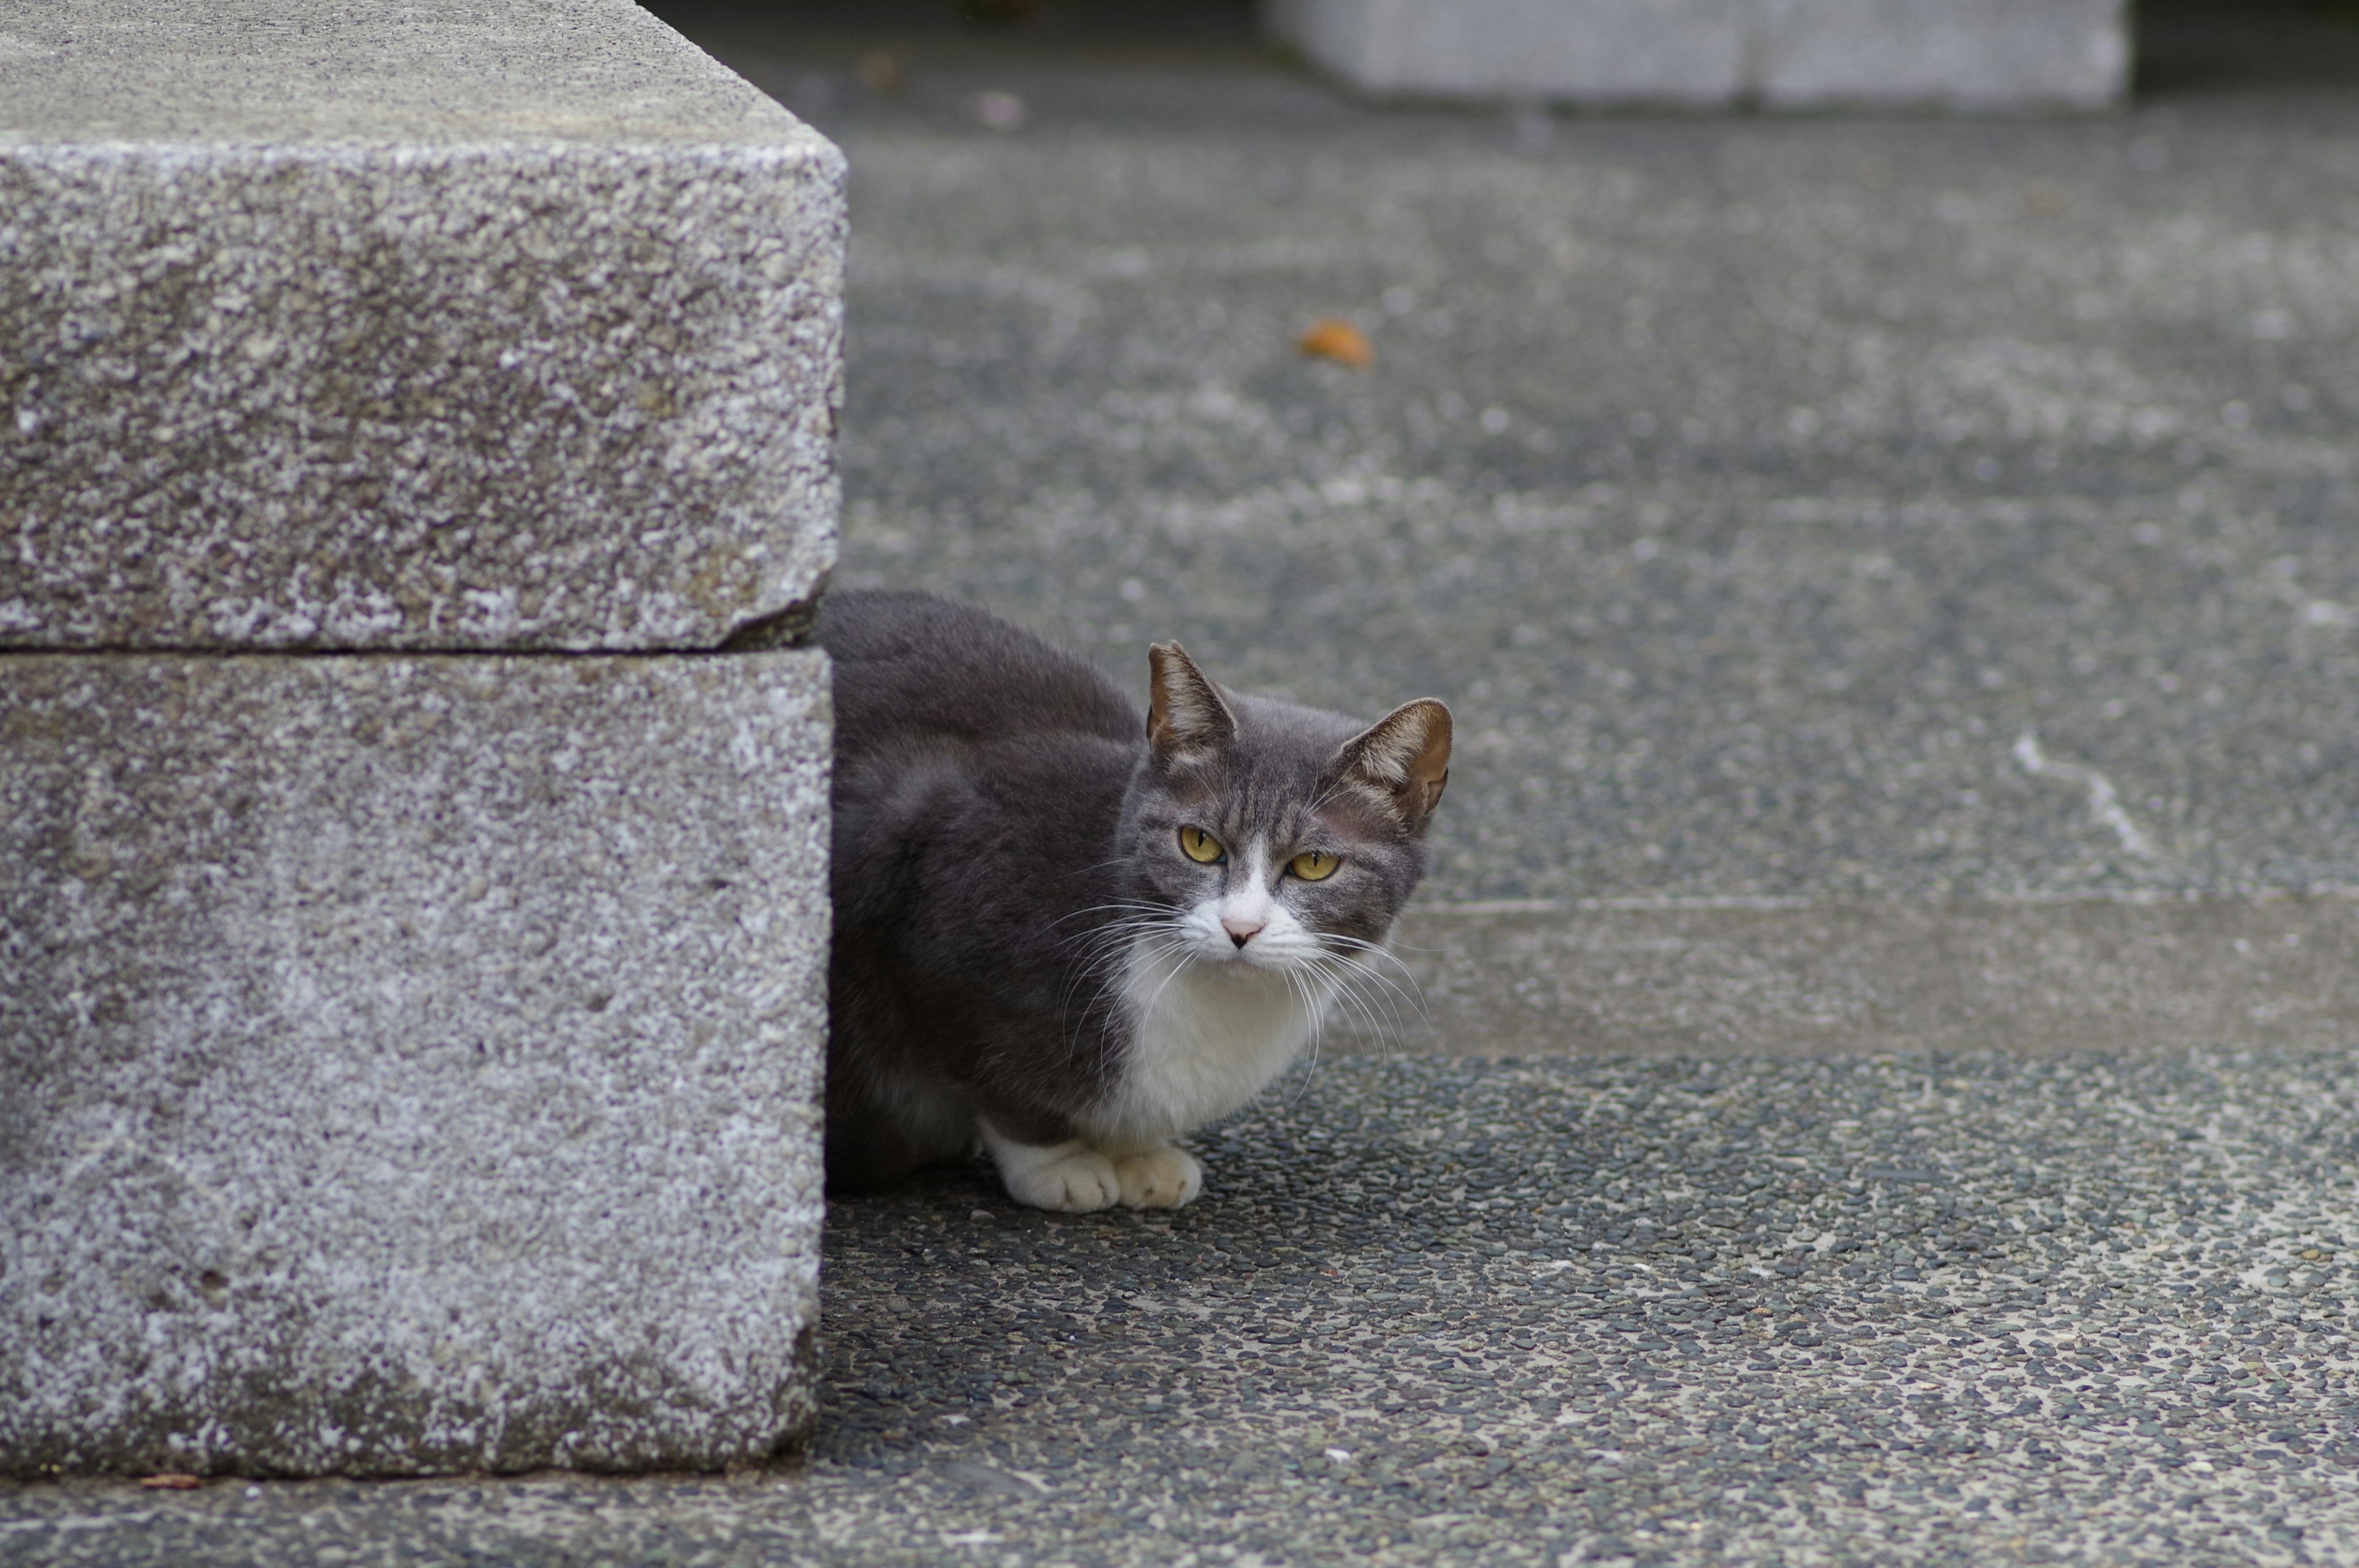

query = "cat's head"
[1116,640,1451,980]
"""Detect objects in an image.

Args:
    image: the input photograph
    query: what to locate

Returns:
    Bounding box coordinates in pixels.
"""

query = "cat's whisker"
[1339,988,1419,1062]
[1304,952,1419,1058]
[1315,935,1430,1024]
[1330,968,1422,1039]
[1058,925,1192,1033]
[1055,919,1189,1037]
[1335,968,1407,1049]
[1310,981,1393,1065]
[1059,919,1177,965]
[1320,929,1425,977]
[1313,938,1418,987]
[1050,897,1180,921]
[1058,914,1181,966]
[1047,903,1183,943]
[1313,946,1426,1034]
[1279,966,1329,1110]
[1302,773,1362,817]
[1057,934,1181,994]
[1133,945,1202,1017]
[1294,954,1372,1037]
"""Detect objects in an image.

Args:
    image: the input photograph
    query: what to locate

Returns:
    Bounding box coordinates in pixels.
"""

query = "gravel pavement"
[11,4,2359,1564]
[13,1052,2359,1566]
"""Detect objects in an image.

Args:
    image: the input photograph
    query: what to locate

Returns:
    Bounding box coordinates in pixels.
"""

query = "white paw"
[1114,1145,1203,1209]
[993,1142,1122,1213]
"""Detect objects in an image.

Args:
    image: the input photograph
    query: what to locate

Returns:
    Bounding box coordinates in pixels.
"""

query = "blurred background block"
[1263,0,2130,110]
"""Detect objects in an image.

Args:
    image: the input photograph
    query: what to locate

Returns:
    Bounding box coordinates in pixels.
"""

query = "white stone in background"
[1268,0,1746,105]
[1263,0,2130,111]
[0,652,832,1476]
[1758,0,2129,109]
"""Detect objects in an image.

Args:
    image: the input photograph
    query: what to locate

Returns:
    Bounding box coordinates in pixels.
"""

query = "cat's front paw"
[1114,1145,1203,1209]
[996,1145,1123,1213]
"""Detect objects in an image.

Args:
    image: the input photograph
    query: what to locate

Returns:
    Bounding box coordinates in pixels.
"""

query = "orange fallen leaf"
[1297,317,1373,369]
[140,1473,204,1490]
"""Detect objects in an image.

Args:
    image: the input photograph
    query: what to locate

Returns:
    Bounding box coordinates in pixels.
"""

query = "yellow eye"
[1179,827,1226,864]
[1289,850,1341,881]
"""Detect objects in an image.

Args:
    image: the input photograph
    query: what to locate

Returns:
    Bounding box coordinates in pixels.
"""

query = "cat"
[815,590,1451,1212]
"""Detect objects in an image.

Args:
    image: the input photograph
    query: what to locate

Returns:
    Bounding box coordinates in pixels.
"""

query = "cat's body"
[817,590,1450,1211]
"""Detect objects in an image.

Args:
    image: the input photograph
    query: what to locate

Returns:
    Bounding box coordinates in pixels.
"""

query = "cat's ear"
[1331,698,1453,832]
[1146,641,1237,765]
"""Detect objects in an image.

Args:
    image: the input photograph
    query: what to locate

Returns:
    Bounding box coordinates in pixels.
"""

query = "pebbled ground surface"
[12,1053,2359,1567]
[12,5,2359,1566]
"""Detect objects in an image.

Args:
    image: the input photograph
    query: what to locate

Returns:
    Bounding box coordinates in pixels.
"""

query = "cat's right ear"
[1331,698,1453,833]
[1146,642,1237,766]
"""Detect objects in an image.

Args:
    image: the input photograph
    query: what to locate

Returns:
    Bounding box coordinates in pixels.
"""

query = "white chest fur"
[1084,938,1328,1149]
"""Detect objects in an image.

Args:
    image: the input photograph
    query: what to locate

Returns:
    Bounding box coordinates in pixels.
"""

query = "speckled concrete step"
[0,0,841,1479]
[0,652,832,1477]
[0,0,843,652]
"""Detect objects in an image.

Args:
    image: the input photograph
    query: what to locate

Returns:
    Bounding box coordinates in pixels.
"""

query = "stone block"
[1755,0,2130,109]
[1263,0,2129,111]
[0,650,831,1476]
[0,0,845,651]
[1267,0,1745,105]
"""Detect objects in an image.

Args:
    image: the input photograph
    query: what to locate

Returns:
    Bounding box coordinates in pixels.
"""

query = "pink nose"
[1222,916,1264,948]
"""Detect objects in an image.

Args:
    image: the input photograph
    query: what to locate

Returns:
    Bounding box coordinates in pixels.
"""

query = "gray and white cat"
[816,591,1451,1212]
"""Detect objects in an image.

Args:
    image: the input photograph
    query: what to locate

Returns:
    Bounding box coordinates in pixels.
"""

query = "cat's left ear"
[1147,641,1237,766]
[1332,698,1452,832]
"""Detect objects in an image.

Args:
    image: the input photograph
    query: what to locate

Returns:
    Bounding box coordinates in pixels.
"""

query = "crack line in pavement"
[2014,730,2160,862]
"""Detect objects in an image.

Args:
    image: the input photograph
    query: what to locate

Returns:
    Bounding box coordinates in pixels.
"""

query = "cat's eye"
[1178,827,1226,864]
[1289,850,1341,881]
